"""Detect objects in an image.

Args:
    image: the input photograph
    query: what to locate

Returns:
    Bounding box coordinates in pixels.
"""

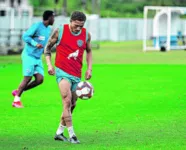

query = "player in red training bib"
[44,11,92,144]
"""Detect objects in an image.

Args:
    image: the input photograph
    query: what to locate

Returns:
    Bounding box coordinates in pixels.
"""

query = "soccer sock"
[56,124,66,135]
[68,126,75,138]
[14,96,20,102]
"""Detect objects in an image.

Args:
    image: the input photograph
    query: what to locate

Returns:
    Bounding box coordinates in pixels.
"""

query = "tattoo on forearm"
[87,47,91,52]
[44,29,58,55]
[86,33,92,52]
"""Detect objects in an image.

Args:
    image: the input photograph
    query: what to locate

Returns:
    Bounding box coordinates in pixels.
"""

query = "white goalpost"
[143,6,186,51]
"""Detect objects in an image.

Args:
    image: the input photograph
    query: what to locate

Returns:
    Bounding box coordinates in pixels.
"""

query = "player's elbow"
[22,33,27,42]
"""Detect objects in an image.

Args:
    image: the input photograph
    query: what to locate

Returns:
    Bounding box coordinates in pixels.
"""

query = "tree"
[62,0,67,16]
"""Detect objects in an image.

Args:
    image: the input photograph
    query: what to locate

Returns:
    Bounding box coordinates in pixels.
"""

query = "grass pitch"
[0,41,186,150]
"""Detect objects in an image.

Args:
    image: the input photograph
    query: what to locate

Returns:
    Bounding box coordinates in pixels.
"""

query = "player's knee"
[64,100,71,109]
[23,77,32,83]
[62,91,71,100]
[62,94,68,101]
[36,77,44,85]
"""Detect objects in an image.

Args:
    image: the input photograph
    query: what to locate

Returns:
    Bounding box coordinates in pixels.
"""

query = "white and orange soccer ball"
[75,81,94,100]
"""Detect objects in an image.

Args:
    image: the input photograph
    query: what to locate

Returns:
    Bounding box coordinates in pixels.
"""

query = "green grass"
[0,41,186,150]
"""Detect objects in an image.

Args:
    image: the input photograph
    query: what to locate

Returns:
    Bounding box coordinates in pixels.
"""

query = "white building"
[0,0,33,28]
[0,0,33,54]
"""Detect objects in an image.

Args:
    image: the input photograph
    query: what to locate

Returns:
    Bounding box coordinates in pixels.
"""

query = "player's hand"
[85,69,92,80]
[48,64,55,75]
[36,44,43,48]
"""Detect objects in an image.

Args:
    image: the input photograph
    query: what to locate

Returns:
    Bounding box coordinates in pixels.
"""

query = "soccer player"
[12,10,55,108]
[44,11,92,144]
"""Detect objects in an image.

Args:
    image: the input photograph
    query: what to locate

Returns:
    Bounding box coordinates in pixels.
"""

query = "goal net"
[143,6,186,51]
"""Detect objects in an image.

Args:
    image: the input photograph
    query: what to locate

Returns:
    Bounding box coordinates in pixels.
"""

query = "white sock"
[14,96,20,102]
[68,126,75,138]
[56,124,66,135]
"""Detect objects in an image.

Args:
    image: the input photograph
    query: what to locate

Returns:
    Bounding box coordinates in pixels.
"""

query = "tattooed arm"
[85,33,92,80]
[44,28,59,75]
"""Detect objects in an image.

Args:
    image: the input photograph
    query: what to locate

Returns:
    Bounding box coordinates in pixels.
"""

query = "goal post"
[143,6,186,52]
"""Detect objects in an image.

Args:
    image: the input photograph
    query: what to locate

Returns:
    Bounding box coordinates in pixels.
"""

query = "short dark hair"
[43,10,54,21]
[70,11,86,22]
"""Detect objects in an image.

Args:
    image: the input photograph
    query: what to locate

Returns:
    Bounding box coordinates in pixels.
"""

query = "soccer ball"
[75,81,94,100]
